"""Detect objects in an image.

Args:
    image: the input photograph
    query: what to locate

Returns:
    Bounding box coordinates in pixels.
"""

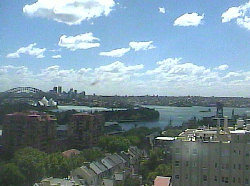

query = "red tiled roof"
[154,176,171,186]
[62,149,80,158]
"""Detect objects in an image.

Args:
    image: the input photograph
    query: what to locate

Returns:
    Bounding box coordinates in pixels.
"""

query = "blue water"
[56,105,250,130]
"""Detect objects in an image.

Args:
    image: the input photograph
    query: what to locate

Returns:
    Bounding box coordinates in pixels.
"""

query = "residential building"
[56,125,69,151]
[68,113,104,149]
[2,111,56,152]
[34,177,78,186]
[0,129,2,151]
[70,147,142,186]
[172,118,250,186]
[90,161,108,181]
[71,165,98,185]
[127,146,141,174]
[104,122,124,135]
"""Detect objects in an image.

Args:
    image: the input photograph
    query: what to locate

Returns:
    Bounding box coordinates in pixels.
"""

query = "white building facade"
[172,122,250,186]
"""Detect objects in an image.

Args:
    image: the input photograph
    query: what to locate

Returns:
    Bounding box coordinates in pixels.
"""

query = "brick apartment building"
[68,113,104,150]
[2,111,56,153]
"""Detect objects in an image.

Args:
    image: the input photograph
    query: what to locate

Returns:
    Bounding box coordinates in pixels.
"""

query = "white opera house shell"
[38,97,57,107]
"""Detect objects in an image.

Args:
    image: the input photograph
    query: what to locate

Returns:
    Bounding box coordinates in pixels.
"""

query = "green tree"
[13,147,46,185]
[0,163,25,186]
[124,177,141,186]
[80,149,103,162]
[45,153,71,178]
[139,148,170,184]
[99,136,130,153]
[117,177,141,186]
[124,127,161,149]
[127,135,141,146]
[155,164,172,177]
[146,164,172,183]
[162,128,182,137]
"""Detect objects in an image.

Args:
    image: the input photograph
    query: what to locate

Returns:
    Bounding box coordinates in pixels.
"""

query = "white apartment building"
[172,118,250,186]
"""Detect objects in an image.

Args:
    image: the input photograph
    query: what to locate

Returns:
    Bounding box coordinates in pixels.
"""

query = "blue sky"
[0,0,250,96]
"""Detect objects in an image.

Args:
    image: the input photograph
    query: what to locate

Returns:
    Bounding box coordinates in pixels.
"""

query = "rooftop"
[154,176,171,186]
[176,125,250,143]
[155,137,176,141]
[62,149,80,158]
[73,113,93,116]
[39,177,77,186]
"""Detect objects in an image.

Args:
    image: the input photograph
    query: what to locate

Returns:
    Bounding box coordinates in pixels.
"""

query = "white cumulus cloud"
[221,1,250,30]
[23,0,116,25]
[58,33,100,51]
[159,7,166,14]
[6,43,46,58]
[214,64,229,71]
[52,54,62,59]
[1,59,250,96]
[94,61,144,82]
[236,16,250,30]
[129,41,155,51]
[174,13,204,27]
[99,48,130,57]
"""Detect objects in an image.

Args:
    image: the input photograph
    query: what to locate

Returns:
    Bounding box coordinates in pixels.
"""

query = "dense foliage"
[100,107,160,122]
[140,148,172,184]
[0,163,25,186]
[117,177,141,186]
[123,127,161,148]
[99,127,162,152]
[0,147,104,186]
[99,136,131,153]
[162,127,182,137]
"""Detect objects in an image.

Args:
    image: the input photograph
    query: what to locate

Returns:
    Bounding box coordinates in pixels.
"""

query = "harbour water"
[56,105,250,131]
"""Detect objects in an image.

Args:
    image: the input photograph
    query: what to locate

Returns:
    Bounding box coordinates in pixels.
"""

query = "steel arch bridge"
[5,87,44,94]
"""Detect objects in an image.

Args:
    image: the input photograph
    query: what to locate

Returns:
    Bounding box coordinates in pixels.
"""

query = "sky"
[0,0,250,96]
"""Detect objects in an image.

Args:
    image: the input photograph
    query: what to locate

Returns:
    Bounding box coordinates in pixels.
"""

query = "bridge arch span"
[5,87,44,94]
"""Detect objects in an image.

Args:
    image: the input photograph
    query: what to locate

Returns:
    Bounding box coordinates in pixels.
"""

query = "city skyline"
[0,0,250,96]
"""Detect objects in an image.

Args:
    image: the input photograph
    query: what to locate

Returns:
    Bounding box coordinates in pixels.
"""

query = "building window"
[203,175,207,181]
[185,161,189,167]
[221,177,229,183]
[238,164,241,170]
[233,177,235,183]
[222,164,224,169]
[246,165,249,170]
[215,163,218,168]
[245,178,249,185]
[238,178,241,184]
[175,175,180,179]
[185,175,188,179]
[193,162,197,167]
[193,149,198,155]
[246,152,250,157]
[214,176,217,181]
[233,164,236,169]
[175,161,180,167]
[225,177,229,183]
[176,148,180,154]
